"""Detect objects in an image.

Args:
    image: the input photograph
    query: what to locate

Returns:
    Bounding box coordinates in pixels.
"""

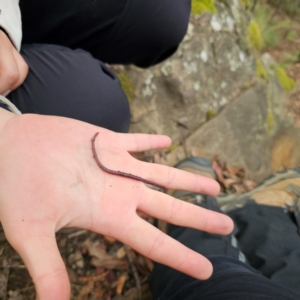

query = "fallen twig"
[124,245,142,300]
[68,229,87,239]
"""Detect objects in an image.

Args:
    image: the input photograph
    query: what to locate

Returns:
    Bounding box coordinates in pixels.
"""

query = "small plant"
[247,20,264,51]
[280,51,300,68]
[287,30,298,42]
[191,0,216,15]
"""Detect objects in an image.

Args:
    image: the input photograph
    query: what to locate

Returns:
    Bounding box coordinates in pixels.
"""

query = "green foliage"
[280,51,300,67]
[247,20,264,51]
[191,0,216,15]
[256,59,268,80]
[275,65,296,92]
[267,0,300,18]
[252,2,294,49]
[287,30,298,42]
[117,72,135,101]
[253,4,276,48]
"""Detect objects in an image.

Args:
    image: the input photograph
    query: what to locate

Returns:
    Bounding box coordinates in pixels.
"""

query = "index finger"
[118,133,172,152]
[136,160,220,196]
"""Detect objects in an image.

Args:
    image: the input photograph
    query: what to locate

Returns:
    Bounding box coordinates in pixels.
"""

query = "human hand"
[0,30,29,95]
[0,112,233,300]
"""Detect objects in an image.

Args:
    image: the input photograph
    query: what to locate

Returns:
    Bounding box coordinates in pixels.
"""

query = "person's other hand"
[0,30,29,95]
[0,112,233,300]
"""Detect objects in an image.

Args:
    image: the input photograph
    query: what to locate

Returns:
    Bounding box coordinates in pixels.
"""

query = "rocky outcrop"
[128,0,254,142]
[122,0,297,181]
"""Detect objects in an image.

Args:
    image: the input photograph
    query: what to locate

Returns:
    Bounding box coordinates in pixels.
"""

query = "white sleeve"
[0,0,22,51]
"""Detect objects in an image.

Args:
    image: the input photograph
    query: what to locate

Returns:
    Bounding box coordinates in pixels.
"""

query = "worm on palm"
[91,132,166,190]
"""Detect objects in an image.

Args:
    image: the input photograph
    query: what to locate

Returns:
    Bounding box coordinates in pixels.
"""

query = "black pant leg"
[150,197,300,300]
[150,196,246,298]
[155,256,300,300]
[228,202,300,291]
[8,44,130,133]
[19,0,191,67]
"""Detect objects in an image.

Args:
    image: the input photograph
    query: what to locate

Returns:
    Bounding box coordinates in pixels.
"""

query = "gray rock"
[185,80,292,182]
[129,0,254,143]
[124,0,296,181]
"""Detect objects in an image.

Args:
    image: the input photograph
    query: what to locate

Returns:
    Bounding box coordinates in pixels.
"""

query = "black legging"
[8,0,191,132]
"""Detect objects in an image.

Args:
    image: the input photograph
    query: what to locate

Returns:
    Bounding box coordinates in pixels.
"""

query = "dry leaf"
[243,180,257,191]
[223,178,240,189]
[212,157,225,185]
[92,288,105,299]
[76,281,94,300]
[232,184,246,194]
[237,168,246,179]
[86,241,129,270]
[222,170,239,180]
[226,166,241,176]
[104,235,116,244]
[90,256,128,270]
[78,272,108,283]
[116,275,127,295]
[129,248,137,260]
[116,247,126,259]
[144,258,154,272]
[136,255,146,268]
[107,270,117,284]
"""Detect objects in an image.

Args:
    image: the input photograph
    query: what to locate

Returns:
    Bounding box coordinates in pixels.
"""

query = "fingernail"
[3,90,11,97]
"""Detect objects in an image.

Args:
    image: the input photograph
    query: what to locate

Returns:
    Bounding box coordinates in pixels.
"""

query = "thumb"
[9,231,70,300]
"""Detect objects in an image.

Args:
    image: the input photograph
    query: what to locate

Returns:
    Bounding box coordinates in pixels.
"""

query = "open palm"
[0,113,233,300]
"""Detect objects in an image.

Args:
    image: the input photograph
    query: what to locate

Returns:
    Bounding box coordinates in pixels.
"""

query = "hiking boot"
[160,157,216,233]
[217,168,300,213]
[171,157,300,216]
[168,157,215,203]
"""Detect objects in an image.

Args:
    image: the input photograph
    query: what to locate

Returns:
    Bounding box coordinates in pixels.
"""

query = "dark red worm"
[91,132,166,190]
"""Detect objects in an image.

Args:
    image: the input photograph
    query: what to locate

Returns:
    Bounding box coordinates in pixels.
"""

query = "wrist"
[0,29,15,49]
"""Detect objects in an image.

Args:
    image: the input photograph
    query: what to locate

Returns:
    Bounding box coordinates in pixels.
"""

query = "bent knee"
[11,45,130,132]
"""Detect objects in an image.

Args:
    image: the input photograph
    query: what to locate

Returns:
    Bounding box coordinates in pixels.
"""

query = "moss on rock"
[117,72,135,101]
[266,109,275,135]
[239,0,250,9]
[247,20,264,51]
[275,65,296,92]
[256,59,268,80]
[206,110,217,120]
[191,0,216,15]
